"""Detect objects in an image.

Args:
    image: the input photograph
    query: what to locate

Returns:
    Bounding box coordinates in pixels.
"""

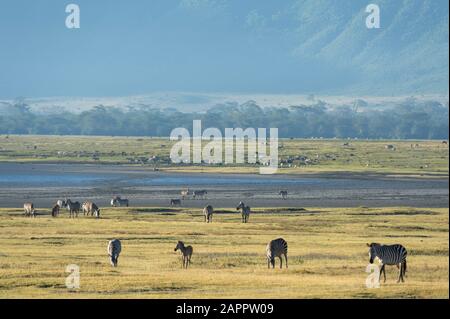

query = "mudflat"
[0,163,447,209]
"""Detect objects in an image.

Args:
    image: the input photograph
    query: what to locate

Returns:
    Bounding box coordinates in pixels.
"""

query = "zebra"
[279,190,288,200]
[181,189,190,200]
[236,201,251,223]
[170,199,181,206]
[174,241,193,269]
[107,239,122,267]
[266,238,288,269]
[367,243,407,283]
[51,204,60,217]
[66,199,81,218]
[203,205,213,223]
[82,201,100,218]
[56,199,67,208]
[193,190,207,200]
[23,202,35,218]
[111,196,129,207]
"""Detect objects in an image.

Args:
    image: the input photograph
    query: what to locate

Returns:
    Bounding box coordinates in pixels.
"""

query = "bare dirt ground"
[0,163,447,209]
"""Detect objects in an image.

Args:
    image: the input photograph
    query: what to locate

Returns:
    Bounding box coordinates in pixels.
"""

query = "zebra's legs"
[380,264,386,283]
[285,254,288,269]
[398,263,405,283]
[279,256,283,269]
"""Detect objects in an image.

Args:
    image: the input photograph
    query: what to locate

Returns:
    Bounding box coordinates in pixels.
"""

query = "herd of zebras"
[21,190,409,284]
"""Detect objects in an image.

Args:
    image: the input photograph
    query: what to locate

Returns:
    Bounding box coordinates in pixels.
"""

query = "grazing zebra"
[203,205,213,223]
[181,189,190,200]
[266,238,288,269]
[66,199,81,218]
[111,196,129,207]
[170,199,181,206]
[174,241,193,269]
[51,204,60,217]
[193,190,207,199]
[23,202,35,218]
[107,239,122,267]
[367,243,408,283]
[236,201,251,223]
[82,201,100,218]
[279,190,288,200]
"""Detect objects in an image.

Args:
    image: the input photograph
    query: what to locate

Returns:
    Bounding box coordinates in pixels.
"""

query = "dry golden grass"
[0,207,448,299]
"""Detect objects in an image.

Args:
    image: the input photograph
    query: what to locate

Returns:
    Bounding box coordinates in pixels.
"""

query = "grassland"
[0,207,447,299]
[0,135,448,176]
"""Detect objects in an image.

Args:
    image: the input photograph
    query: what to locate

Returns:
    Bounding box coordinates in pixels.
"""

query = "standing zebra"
[193,190,207,200]
[23,202,35,218]
[107,239,122,267]
[266,238,288,269]
[51,204,60,217]
[236,201,251,223]
[181,189,190,200]
[203,205,213,223]
[56,199,67,208]
[279,190,288,200]
[170,199,181,206]
[367,243,407,283]
[66,199,81,218]
[174,241,193,269]
[111,196,129,207]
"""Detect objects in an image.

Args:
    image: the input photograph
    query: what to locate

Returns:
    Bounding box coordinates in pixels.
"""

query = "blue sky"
[0,0,448,98]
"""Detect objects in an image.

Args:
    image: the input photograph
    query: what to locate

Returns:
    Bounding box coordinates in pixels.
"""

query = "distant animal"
[442,140,448,145]
[367,243,407,283]
[236,201,251,223]
[66,199,81,218]
[174,241,193,269]
[23,202,35,218]
[266,238,288,269]
[56,199,67,208]
[181,189,190,200]
[279,190,288,200]
[385,144,396,151]
[82,201,100,218]
[170,199,181,206]
[107,239,122,267]
[51,204,60,217]
[193,190,207,199]
[203,205,213,223]
[110,196,129,207]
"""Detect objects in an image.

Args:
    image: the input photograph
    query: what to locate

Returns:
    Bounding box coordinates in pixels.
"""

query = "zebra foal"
[174,241,193,269]
[266,238,288,269]
[367,243,407,283]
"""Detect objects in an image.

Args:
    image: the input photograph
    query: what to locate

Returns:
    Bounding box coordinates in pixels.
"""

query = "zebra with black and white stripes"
[266,238,288,269]
[203,205,213,223]
[367,243,407,283]
[236,201,250,223]
[107,239,122,267]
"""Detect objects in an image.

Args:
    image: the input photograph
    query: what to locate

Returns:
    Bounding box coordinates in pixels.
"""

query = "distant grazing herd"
[19,188,408,283]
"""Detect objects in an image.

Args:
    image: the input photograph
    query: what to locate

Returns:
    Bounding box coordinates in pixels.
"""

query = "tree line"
[0,99,448,139]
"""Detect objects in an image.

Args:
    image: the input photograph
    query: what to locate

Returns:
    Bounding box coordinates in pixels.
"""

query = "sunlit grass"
[0,207,447,298]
